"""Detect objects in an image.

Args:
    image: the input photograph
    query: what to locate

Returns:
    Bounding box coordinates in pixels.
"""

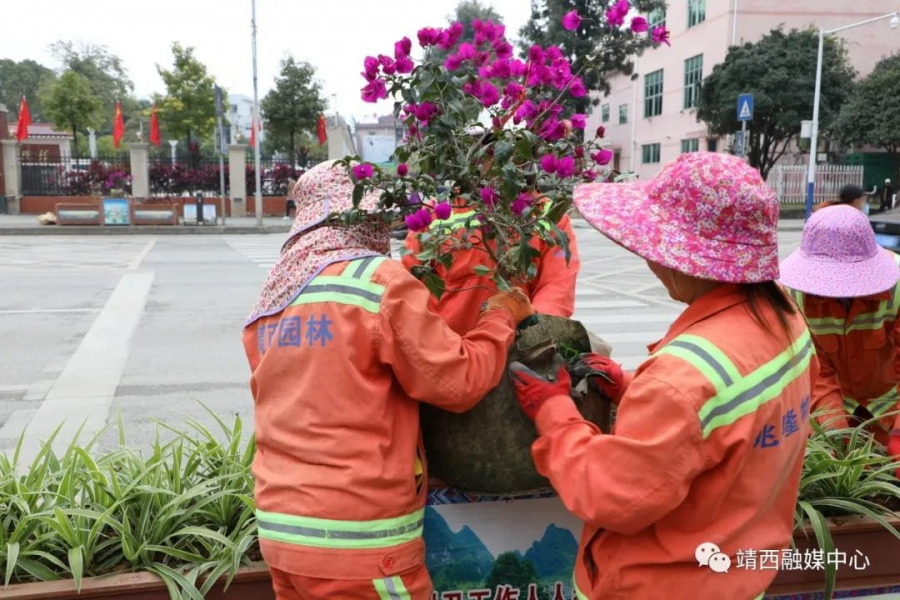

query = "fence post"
[1,140,20,214]
[128,143,150,199]
[228,144,248,217]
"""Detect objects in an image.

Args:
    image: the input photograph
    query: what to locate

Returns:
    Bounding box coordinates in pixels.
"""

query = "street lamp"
[805,11,900,220]
[169,140,178,166]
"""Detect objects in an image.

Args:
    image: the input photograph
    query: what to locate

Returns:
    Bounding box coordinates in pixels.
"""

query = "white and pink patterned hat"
[780,205,899,298]
[573,152,780,283]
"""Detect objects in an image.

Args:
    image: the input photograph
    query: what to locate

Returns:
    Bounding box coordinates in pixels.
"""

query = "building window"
[619,104,628,124]
[707,138,718,152]
[602,104,610,123]
[649,8,666,29]
[683,55,703,110]
[688,0,706,28]
[681,139,700,153]
[642,143,661,164]
[644,69,664,118]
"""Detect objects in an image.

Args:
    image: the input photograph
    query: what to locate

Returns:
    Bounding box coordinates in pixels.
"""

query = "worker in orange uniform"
[402,193,580,336]
[243,161,534,600]
[781,205,900,470]
[509,153,817,599]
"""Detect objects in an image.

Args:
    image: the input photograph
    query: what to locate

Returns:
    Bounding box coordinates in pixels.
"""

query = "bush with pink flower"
[338,4,668,297]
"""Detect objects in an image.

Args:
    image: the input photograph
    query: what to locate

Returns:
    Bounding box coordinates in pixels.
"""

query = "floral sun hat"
[573,152,780,283]
[780,204,899,298]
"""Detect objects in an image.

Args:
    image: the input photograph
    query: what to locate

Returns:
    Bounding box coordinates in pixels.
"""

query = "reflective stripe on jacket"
[402,203,580,335]
[786,251,900,434]
[243,257,515,579]
[531,285,816,599]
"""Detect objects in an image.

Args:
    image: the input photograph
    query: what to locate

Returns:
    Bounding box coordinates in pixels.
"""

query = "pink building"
[587,0,900,180]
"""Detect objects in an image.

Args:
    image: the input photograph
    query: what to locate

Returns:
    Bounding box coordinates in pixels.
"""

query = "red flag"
[317,114,327,145]
[16,96,31,142]
[149,105,161,146]
[113,101,125,148]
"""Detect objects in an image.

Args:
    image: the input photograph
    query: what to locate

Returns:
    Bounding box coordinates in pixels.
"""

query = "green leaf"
[493,141,514,165]
[422,273,446,300]
[352,183,364,207]
[473,265,492,276]
[68,546,84,592]
[515,137,534,161]
[5,542,19,586]
[14,557,61,582]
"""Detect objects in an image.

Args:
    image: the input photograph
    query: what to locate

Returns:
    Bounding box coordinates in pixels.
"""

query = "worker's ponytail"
[742,282,797,343]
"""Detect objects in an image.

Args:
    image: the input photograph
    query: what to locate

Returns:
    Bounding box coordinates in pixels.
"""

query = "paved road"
[0,230,802,458]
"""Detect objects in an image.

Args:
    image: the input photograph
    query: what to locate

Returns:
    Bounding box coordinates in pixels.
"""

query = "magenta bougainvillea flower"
[631,17,649,33]
[397,163,408,177]
[405,213,425,232]
[394,37,412,58]
[540,154,558,174]
[652,26,671,46]
[562,10,582,31]
[363,56,380,81]
[571,114,587,129]
[556,156,576,178]
[596,126,606,139]
[352,163,374,179]
[415,208,434,228]
[592,149,614,166]
[606,0,630,27]
[417,27,442,47]
[480,187,498,206]
[569,77,587,98]
[512,193,533,216]
[434,202,452,220]
[396,55,414,74]
[361,79,388,103]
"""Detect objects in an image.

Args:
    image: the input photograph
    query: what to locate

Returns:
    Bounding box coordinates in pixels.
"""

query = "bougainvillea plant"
[338,4,669,298]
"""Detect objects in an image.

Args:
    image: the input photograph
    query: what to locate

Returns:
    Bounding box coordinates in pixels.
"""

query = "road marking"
[128,239,157,271]
[0,385,30,393]
[0,308,101,315]
[577,312,678,325]
[574,300,645,310]
[14,271,154,464]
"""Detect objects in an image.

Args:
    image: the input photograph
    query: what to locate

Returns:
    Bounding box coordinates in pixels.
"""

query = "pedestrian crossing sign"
[737,94,754,122]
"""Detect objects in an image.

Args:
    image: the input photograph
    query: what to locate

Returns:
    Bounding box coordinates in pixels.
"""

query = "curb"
[0,226,292,236]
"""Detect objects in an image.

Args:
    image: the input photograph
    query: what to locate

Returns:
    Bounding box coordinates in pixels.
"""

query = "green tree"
[50,41,137,131]
[261,56,327,163]
[697,28,855,180]
[484,553,540,596]
[155,43,219,148]
[0,59,56,121]
[518,0,666,115]
[833,54,900,182]
[40,70,101,148]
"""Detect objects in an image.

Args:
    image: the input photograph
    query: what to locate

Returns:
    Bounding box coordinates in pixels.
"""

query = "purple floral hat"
[780,204,899,298]
[573,152,780,283]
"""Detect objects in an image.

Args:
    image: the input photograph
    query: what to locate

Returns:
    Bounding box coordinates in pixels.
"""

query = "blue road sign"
[737,94,754,122]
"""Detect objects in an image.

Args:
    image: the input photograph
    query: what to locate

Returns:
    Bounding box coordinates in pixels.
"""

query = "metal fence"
[767,164,864,205]
[149,158,227,197]
[247,158,322,196]
[20,152,131,196]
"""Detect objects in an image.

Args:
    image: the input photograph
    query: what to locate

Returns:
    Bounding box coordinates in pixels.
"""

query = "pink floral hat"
[573,152,780,283]
[780,204,899,298]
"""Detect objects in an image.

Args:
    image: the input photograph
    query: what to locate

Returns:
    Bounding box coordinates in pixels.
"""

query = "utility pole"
[252,0,263,227]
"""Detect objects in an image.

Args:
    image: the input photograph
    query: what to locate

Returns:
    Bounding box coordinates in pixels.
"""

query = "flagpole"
[252,0,263,227]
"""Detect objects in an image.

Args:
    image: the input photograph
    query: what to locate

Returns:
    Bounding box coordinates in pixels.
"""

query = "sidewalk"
[0,213,806,235]
[0,214,293,235]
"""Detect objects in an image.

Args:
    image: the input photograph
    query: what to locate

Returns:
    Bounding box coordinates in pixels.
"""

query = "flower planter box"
[133,205,178,226]
[1,562,275,600]
[768,513,900,595]
[56,202,101,226]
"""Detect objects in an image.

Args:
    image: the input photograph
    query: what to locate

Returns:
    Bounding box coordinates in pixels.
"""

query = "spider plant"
[795,414,900,600]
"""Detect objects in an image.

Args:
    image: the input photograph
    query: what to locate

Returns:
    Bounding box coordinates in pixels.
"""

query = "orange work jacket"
[530,285,816,599]
[402,204,580,335]
[786,256,900,435]
[243,256,515,580]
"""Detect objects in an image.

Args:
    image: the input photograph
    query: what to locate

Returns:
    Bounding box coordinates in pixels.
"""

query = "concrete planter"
[768,513,900,594]
[1,562,275,600]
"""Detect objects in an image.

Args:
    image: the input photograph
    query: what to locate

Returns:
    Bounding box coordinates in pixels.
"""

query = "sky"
[2,0,534,124]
